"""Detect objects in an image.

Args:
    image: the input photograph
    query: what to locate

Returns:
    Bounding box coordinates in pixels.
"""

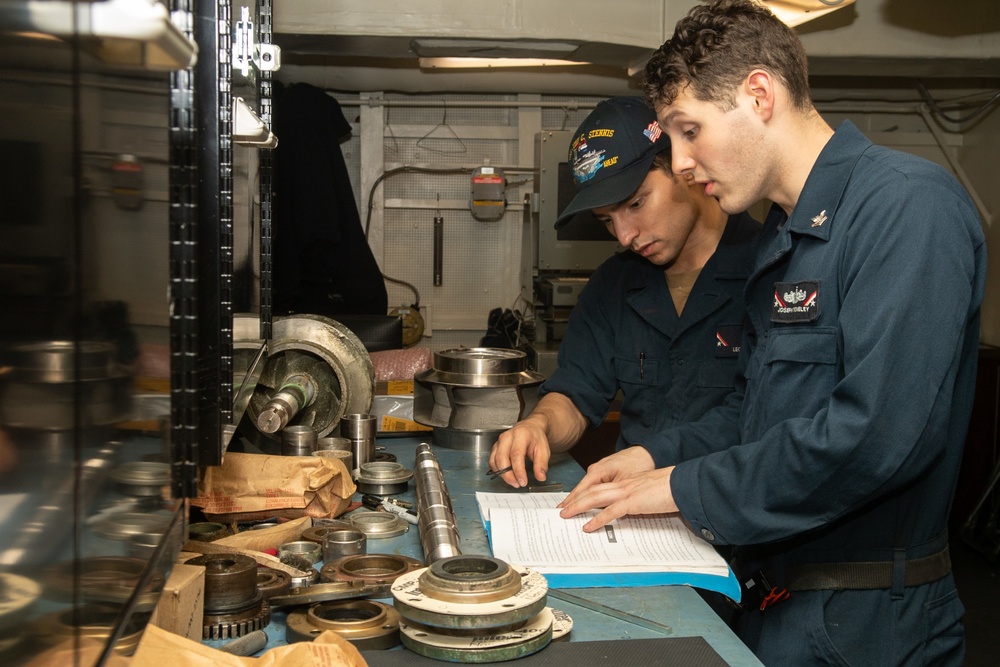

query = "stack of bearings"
[413,348,544,452]
[390,555,572,663]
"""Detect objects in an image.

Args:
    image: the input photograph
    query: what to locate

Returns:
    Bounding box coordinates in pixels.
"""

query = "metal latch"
[233,6,281,77]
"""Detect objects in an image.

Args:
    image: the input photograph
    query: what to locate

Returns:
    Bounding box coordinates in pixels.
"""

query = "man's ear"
[746,69,775,121]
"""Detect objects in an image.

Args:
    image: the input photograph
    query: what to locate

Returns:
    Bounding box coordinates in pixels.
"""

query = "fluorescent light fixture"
[0,0,197,70]
[762,0,856,28]
[411,38,579,58]
[419,57,589,69]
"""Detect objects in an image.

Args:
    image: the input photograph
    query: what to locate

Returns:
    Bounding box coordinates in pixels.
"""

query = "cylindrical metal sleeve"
[414,443,461,564]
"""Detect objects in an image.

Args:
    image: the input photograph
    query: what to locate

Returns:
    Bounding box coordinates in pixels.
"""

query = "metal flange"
[418,555,521,604]
[355,461,413,495]
[320,554,424,598]
[256,566,292,600]
[391,562,548,632]
[286,599,400,650]
[301,521,354,544]
[399,607,573,663]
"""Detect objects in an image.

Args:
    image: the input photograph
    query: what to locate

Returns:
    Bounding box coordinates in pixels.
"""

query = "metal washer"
[286,599,401,650]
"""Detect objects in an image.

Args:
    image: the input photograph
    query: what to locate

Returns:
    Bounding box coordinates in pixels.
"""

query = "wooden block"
[149,563,204,642]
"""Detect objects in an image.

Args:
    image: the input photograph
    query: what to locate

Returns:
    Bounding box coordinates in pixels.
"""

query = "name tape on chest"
[772,281,819,323]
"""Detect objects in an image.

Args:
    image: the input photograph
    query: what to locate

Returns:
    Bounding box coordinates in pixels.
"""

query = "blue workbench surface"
[213,436,763,666]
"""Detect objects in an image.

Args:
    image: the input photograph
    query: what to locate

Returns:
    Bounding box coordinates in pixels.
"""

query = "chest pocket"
[748,326,839,431]
[615,357,659,386]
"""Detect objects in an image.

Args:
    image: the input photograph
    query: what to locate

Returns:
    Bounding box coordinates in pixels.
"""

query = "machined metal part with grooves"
[188,553,271,640]
[233,314,375,451]
[286,599,401,650]
[414,443,461,564]
[413,348,543,452]
[391,556,548,633]
[355,461,413,495]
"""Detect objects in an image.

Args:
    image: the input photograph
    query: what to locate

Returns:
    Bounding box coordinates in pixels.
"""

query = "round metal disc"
[350,511,409,538]
[286,599,400,650]
[321,554,424,597]
[391,565,547,631]
[400,607,555,663]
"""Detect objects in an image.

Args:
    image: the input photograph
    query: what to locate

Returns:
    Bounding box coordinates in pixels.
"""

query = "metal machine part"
[269,581,383,608]
[355,461,413,495]
[400,607,572,663]
[322,528,367,561]
[280,553,321,588]
[29,604,149,656]
[320,554,424,598]
[418,556,521,604]
[189,521,231,542]
[92,512,173,543]
[42,556,165,612]
[188,553,271,640]
[286,599,401,650]
[341,413,377,474]
[257,373,318,433]
[233,314,375,450]
[414,443,461,564]
[391,558,548,633]
[108,461,171,497]
[413,348,543,452]
[256,566,292,600]
[350,511,409,539]
[301,522,354,544]
[280,425,318,456]
[0,341,132,431]
[219,629,269,656]
[278,541,323,565]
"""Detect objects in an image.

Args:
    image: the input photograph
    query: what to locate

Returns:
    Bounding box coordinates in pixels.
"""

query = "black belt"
[779,545,952,592]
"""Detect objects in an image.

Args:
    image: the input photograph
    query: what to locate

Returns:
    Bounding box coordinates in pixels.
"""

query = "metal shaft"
[256,373,317,433]
[414,443,461,564]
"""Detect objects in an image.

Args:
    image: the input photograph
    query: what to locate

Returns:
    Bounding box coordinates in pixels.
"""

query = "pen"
[487,465,514,479]
[639,352,645,381]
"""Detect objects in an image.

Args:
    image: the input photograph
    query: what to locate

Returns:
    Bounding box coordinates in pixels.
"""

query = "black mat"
[362,636,732,666]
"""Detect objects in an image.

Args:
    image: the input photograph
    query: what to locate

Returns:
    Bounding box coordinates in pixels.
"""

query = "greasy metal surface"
[202,600,271,641]
[6,340,114,382]
[320,554,423,597]
[419,555,521,604]
[256,567,292,600]
[233,314,375,446]
[189,522,231,542]
[286,600,400,650]
[188,553,261,612]
[433,348,529,377]
[277,541,322,565]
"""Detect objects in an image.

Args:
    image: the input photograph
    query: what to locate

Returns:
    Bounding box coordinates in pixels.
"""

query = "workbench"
[218,436,763,666]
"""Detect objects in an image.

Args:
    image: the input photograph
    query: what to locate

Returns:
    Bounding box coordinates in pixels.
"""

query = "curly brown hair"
[643,0,812,112]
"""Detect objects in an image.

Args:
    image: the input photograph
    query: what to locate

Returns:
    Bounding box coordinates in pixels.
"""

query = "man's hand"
[557,447,678,532]
[489,418,552,488]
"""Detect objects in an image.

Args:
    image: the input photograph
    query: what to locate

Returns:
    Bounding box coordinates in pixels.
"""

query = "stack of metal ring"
[390,554,572,662]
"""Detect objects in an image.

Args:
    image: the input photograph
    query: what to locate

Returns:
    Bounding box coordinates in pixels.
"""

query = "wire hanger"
[416,103,467,155]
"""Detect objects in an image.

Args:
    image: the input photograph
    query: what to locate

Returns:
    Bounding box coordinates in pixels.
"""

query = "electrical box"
[470,166,507,221]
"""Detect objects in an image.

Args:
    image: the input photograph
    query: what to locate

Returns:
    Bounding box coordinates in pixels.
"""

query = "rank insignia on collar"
[810,210,828,227]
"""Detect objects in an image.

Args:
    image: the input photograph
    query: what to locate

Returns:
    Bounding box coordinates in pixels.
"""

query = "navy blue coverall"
[646,121,986,666]
[541,213,760,448]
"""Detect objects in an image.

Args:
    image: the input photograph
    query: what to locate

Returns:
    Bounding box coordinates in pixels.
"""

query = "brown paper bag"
[131,623,368,667]
[191,453,355,522]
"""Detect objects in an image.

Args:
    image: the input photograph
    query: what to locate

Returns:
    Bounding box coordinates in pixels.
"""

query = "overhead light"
[0,0,197,71]
[411,38,579,59]
[419,57,589,69]
[762,0,857,28]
